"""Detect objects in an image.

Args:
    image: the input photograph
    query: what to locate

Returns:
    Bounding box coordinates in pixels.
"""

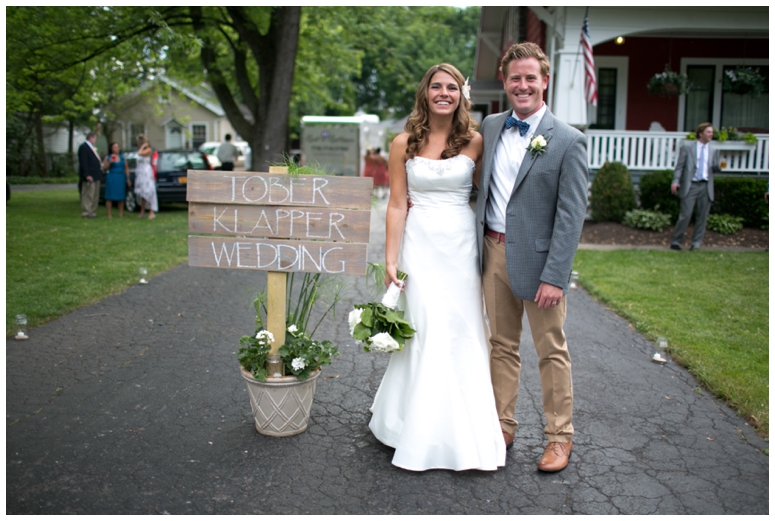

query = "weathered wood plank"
[188,202,371,243]
[186,170,373,210]
[188,236,368,275]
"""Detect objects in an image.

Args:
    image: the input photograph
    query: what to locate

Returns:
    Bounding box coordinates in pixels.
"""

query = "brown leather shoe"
[503,431,515,451]
[537,441,573,472]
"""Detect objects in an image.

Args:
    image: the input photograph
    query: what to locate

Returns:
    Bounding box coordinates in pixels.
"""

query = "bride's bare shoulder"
[390,132,410,150]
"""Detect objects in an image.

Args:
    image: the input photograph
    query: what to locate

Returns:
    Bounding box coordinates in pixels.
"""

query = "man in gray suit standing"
[670,122,719,251]
[475,42,588,472]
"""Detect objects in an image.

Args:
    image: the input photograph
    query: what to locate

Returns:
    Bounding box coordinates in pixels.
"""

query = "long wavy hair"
[403,63,476,161]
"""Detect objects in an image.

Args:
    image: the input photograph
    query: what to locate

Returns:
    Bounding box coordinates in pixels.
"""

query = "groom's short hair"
[500,42,551,78]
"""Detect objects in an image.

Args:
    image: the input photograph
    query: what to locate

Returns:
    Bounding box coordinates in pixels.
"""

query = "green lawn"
[6,189,189,335]
[574,249,769,436]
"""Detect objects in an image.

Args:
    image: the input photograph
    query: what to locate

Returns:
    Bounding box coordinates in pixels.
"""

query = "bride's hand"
[385,265,403,289]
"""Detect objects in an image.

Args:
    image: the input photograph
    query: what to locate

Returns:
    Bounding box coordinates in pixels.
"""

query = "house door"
[166,126,183,149]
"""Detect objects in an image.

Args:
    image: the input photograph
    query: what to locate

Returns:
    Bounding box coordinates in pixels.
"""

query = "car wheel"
[125,190,137,212]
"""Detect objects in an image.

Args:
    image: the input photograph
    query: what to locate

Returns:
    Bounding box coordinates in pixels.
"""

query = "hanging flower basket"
[722,67,766,98]
[647,66,691,97]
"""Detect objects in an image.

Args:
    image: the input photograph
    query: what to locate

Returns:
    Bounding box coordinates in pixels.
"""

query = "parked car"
[198,142,222,170]
[100,149,212,211]
[199,141,251,169]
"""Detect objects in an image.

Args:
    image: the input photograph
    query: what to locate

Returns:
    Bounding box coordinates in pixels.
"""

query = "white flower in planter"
[256,330,275,344]
[288,324,298,334]
[292,357,306,371]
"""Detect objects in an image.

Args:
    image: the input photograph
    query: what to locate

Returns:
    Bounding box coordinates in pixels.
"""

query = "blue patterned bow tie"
[505,116,530,136]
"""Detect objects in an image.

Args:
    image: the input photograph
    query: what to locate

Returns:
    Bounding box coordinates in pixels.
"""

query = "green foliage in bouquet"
[622,208,672,232]
[352,303,416,352]
[707,214,744,235]
[350,266,416,352]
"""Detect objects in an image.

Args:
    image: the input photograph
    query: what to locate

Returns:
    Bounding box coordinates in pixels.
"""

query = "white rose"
[369,332,400,353]
[292,357,306,371]
[531,135,547,148]
[348,308,363,335]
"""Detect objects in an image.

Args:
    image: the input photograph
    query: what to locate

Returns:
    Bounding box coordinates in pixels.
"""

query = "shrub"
[622,209,672,232]
[707,214,744,235]
[638,169,680,220]
[590,162,636,223]
[712,177,768,228]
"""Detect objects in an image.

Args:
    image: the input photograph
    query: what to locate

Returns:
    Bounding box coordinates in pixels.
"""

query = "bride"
[369,63,506,471]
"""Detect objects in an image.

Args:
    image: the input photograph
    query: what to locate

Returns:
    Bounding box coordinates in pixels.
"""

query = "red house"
[471,6,768,175]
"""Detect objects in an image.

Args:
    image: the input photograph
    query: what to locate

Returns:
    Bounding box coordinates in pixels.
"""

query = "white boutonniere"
[462,77,471,101]
[527,135,547,157]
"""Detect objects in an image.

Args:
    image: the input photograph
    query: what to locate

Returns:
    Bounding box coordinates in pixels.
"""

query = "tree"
[6,6,154,176]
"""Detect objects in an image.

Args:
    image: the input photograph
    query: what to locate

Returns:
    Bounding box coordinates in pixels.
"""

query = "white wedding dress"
[369,154,506,471]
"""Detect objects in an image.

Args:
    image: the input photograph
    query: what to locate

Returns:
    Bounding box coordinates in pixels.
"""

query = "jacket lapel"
[483,112,511,198]
[511,111,554,196]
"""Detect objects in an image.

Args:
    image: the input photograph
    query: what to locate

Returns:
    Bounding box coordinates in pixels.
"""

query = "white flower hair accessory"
[462,77,471,101]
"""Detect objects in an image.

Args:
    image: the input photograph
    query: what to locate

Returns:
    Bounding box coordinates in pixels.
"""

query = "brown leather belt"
[485,228,506,243]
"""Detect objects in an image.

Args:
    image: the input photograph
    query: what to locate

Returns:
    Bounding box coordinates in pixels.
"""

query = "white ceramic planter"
[240,366,321,437]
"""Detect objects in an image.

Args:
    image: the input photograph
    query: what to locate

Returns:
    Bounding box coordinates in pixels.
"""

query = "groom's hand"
[535,282,563,309]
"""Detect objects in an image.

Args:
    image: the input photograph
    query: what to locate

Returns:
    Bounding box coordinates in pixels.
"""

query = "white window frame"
[678,57,768,132]
[591,56,629,130]
[189,122,209,149]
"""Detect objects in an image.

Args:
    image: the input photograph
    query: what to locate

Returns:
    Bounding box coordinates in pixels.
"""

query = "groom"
[475,42,588,472]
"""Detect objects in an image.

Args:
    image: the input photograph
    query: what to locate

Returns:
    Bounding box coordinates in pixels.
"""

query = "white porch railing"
[586,131,769,175]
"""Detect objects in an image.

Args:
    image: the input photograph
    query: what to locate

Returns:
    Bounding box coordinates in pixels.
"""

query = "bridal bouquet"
[349,269,416,353]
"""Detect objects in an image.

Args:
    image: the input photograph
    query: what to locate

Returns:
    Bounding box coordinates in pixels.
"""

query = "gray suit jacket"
[475,109,589,300]
[672,141,719,201]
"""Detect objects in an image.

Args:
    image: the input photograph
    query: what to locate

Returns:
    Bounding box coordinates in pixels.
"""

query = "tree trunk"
[33,103,48,177]
[190,6,301,172]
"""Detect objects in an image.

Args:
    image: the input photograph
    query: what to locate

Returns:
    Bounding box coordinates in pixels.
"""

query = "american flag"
[580,12,597,106]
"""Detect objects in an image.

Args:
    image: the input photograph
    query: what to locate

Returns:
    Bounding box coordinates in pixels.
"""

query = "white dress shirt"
[694,141,709,181]
[485,104,547,234]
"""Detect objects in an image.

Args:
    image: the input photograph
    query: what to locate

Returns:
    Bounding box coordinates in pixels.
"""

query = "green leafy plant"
[723,66,766,98]
[711,177,768,228]
[743,132,758,144]
[706,214,744,235]
[590,161,636,223]
[647,66,691,97]
[623,208,672,232]
[638,170,680,220]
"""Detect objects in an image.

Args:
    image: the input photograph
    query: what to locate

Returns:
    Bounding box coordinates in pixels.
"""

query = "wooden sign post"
[187,166,373,376]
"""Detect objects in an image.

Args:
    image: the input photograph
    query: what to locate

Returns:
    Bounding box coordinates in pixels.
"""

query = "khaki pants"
[482,235,574,443]
[81,180,100,218]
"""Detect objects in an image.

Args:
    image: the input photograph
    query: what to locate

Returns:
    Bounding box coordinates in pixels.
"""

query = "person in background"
[217,134,238,171]
[370,147,389,199]
[78,132,104,218]
[670,122,720,251]
[134,134,157,220]
[102,142,131,218]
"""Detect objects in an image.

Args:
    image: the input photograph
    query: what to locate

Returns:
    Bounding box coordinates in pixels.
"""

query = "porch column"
[551,49,590,128]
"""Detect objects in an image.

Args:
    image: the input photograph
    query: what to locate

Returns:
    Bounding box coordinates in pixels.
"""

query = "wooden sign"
[188,202,370,243]
[188,236,368,275]
[186,170,373,210]
[187,170,372,276]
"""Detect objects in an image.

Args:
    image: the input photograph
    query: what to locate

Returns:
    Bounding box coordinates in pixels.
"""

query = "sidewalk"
[6,199,768,514]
